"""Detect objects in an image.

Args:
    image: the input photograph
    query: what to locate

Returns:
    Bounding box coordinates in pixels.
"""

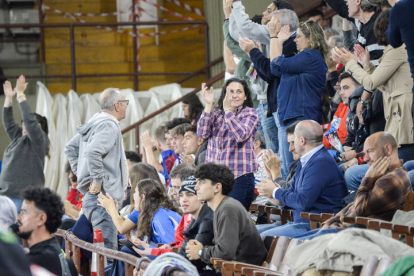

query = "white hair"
[99,88,122,111]
[0,196,17,230]
[271,9,299,32]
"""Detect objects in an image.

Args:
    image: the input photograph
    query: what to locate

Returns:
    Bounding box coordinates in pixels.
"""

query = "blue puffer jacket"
[270,48,327,126]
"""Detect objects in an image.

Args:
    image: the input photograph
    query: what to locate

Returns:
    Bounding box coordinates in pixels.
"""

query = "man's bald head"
[293,120,323,155]
[363,132,398,165]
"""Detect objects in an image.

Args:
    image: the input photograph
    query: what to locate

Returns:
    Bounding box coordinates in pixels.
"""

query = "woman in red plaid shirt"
[197,78,259,210]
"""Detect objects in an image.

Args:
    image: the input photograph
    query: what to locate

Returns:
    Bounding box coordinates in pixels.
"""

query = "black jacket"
[179,204,214,270]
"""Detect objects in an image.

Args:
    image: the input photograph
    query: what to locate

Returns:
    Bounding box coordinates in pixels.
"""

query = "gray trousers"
[82,192,118,251]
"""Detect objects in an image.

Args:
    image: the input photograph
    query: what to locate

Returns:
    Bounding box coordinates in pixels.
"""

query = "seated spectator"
[135,176,214,271]
[97,163,162,237]
[323,72,354,150]
[182,124,206,166]
[185,163,267,267]
[239,9,299,161]
[181,93,204,125]
[268,20,329,179]
[130,179,181,247]
[168,163,196,205]
[0,196,17,231]
[333,9,414,162]
[295,132,413,240]
[197,78,259,210]
[256,120,347,237]
[121,151,144,209]
[14,187,70,276]
[325,0,385,65]
[0,77,49,213]
[171,123,191,168]
[253,131,269,205]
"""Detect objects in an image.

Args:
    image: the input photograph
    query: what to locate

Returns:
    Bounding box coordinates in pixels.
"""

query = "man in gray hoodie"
[65,88,128,251]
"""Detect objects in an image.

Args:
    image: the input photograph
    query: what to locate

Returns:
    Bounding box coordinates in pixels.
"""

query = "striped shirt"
[197,106,259,179]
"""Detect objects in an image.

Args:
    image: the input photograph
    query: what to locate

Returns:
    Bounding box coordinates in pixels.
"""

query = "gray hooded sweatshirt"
[64,112,126,202]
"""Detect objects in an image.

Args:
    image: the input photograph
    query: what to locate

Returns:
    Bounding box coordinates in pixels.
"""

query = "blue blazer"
[274,147,348,223]
[270,49,327,126]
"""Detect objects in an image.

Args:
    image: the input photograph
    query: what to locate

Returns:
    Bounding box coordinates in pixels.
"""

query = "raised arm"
[387,4,403,48]
[230,1,270,45]
[223,20,251,62]
[2,80,21,140]
[197,84,215,139]
[324,0,353,22]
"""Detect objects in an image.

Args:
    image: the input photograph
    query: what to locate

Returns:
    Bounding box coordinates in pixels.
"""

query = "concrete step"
[44,1,116,14]
[43,14,118,24]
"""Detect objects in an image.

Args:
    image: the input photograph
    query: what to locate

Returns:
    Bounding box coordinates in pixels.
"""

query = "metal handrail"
[55,229,139,276]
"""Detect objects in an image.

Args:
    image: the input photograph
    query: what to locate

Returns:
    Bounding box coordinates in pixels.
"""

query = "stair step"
[43,14,118,24]
[44,1,116,14]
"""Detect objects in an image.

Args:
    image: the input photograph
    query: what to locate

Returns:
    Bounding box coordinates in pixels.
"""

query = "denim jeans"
[256,222,281,234]
[398,144,414,163]
[344,164,369,192]
[257,103,279,154]
[260,222,311,238]
[82,193,118,251]
[274,115,297,180]
[404,161,414,188]
[292,227,340,240]
[228,173,255,211]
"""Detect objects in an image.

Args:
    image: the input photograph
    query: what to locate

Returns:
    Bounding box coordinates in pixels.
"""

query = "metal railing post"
[37,0,46,63]
[132,0,139,91]
[69,25,77,91]
[204,23,210,81]
[135,126,140,154]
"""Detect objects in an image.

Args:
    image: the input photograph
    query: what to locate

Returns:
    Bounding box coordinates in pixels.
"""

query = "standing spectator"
[308,10,325,28]
[333,9,414,161]
[269,21,329,179]
[325,0,385,65]
[388,0,414,95]
[185,163,267,267]
[65,88,128,251]
[181,94,204,125]
[14,187,69,276]
[239,9,299,162]
[0,76,49,213]
[197,78,259,210]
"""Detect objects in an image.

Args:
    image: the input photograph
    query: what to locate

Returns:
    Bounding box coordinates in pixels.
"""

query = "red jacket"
[150,213,193,256]
[323,103,349,149]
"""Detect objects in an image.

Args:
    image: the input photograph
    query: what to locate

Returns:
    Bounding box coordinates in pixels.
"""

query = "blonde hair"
[298,20,330,64]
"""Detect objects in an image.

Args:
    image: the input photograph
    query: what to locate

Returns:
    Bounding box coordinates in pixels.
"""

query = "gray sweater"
[64,112,127,202]
[201,197,267,266]
[0,101,49,199]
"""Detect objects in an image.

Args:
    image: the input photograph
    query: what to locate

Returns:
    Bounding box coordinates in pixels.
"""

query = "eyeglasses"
[118,100,129,106]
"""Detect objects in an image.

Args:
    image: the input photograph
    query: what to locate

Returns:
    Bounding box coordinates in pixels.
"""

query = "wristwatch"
[359,99,368,107]
[198,249,203,257]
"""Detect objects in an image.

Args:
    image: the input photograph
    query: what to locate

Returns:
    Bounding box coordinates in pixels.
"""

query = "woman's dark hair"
[64,161,77,183]
[22,187,64,234]
[34,113,48,135]
[137,179,180,240]
[374,9,390,46]
[181,93,204,123]
[321,88,331,125]
[130,163,162,213]
[216,78,253,111]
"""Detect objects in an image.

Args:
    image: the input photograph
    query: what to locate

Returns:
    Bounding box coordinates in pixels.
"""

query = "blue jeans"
[257,103,279,154]
[344,164,369,192]
[82,193,118,251]
[9,197,23,214]
[292,228,340,240]
[260,222,311,237]
[274,115,298,180]
[228,173,255,211]
[256,222,281,234]
[404,161,414,188]
[398,144,414,163]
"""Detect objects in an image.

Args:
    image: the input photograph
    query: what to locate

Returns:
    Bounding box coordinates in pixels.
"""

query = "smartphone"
[119,239,145,250]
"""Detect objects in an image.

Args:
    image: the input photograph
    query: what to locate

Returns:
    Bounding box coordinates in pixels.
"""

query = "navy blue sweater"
[388,0,414,92]
[249,36,297,115]
[274,147,348,223]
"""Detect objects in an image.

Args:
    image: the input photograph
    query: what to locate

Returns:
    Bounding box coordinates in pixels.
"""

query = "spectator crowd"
[2,0,414,275]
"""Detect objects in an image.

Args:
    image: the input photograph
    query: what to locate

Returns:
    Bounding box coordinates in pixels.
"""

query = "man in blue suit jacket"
[256,120,348,237]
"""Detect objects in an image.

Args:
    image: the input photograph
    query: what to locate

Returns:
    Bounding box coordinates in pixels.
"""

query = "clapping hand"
[180,153,195,164]
[202,83,214,106]
[141,130,155,150]
[223,86,235,114]
[239,37,256,54]
[223,0,232,19]
[331,47,357,64]
[15,75,28,96]
[354,44,370,68]
[277,25,291,44]
[3,81,16,99]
